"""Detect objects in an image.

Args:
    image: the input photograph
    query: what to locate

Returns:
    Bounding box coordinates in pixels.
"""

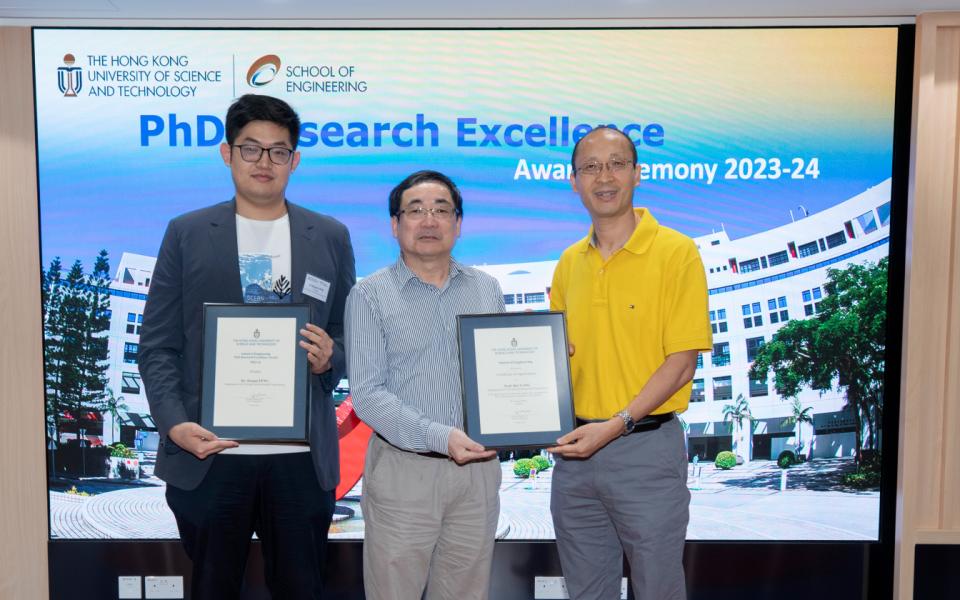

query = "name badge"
[302,273,331,302]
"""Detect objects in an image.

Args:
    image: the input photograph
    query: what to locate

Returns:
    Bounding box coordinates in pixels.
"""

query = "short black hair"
[389,170,464,218]
[570,126,638,172]
[225,94,301,149]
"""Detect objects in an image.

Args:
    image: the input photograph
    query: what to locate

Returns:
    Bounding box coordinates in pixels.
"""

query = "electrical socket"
[144,576,183,599]
[534,576,568,599]
[118,576,142,599]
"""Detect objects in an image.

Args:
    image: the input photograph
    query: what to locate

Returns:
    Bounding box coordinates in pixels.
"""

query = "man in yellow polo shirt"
[548,126,712,600]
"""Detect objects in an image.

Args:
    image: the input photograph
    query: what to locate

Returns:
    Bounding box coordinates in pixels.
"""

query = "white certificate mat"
[473,325,561,435]
[212,317,296,428]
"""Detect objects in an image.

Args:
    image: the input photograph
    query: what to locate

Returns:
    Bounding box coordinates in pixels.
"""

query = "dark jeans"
[166,452,335,599]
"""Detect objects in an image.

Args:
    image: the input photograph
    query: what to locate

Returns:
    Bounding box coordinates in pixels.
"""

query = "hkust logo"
[247,54,281,87]
[57,53,82,97]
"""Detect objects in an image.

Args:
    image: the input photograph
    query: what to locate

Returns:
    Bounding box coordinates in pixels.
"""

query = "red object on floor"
[335,396,372,500]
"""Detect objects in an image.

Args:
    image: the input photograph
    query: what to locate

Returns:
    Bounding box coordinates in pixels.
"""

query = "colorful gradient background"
[33,28,897,276]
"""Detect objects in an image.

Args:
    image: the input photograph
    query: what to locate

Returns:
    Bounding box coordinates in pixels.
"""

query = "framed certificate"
[457,311,575,448]
[200,303,310,442]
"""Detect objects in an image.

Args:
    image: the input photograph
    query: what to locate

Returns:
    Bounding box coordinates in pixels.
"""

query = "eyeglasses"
[576,158,634,176]
[232,144,294,165]
[396,206,459,221]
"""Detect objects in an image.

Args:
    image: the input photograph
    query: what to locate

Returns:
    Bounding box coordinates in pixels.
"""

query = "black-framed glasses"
[396,206,459,221]
[576,158,634,176]
[232,144,294,165]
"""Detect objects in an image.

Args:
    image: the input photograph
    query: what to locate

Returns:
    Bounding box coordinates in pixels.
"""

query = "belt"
[376,433,448,459]
[576,412,674,434]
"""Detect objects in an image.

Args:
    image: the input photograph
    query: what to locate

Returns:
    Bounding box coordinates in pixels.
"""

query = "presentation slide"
[35,27,897,541]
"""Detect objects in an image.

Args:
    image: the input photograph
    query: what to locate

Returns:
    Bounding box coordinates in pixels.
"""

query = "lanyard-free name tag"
[302,273,331,302]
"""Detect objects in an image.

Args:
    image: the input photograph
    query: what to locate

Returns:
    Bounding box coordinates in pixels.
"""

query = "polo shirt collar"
[579,208,659,255]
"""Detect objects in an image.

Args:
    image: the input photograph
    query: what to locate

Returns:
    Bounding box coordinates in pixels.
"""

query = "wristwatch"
[614,409,635,435]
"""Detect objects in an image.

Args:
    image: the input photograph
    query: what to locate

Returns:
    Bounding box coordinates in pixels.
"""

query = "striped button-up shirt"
[345,256,505,454]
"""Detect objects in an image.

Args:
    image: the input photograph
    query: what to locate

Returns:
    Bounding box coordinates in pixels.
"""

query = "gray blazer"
[139,199,356,491]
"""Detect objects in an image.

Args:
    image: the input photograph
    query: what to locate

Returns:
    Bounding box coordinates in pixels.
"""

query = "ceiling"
[1,0,958,24]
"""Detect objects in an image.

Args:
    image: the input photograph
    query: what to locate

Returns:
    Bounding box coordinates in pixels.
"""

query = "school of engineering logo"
[247,54,281,87]
[57,53,82,97]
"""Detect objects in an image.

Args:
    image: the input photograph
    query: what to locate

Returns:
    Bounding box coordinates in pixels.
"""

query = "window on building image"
[739,258,760,273]
[126,312,144,335]
[768,250,789,267]
[877,201,891,227]
[746,336,765,362]
[710,308,728,334]
[696,353,703,369]
[801,287,824,316]
[712,342,730,367]
[798,241,819,258]
[856,210,878,235]
[749,376,769,397]
[503,294,515,305]
[825,231,847,249]
[121,371,141,395]
[742,302,763,328]
[690,379,705,402]
[524,292,545,303]
[123,342,139,364]
[713,376,733,401]
[767,296,788,323]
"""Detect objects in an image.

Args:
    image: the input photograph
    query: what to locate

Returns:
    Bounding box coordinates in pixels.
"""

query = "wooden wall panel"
[0,26,50,600]
[895,11,960,600]
[943,27,960,530]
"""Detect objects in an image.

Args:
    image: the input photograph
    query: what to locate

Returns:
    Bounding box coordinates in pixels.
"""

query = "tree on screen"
[42,251,112,460]
[781,398,814,457]
[722,394,753,460]
[42,257,66,443]
[749,258,887,465]
[81,251,111,407]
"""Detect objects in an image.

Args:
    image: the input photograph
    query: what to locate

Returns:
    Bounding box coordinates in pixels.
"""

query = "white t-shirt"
[221,212,309,455]
[236,213,293,304]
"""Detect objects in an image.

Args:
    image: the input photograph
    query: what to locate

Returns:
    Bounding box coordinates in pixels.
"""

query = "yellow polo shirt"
[551,208,712,420]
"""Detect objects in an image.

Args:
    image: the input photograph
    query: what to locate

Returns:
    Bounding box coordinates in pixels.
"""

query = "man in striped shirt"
[345,170,505,600]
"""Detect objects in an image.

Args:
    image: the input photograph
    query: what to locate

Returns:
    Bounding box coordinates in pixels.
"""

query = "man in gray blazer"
[139,94,355,599]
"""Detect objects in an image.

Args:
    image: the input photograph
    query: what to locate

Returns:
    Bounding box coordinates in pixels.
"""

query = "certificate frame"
[457,311,575,448]
[200,303,310,442]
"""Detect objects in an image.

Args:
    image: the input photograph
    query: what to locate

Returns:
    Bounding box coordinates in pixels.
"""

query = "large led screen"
[35,27,898,541]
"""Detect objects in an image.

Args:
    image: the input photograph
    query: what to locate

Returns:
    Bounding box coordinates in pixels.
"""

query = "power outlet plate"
[533,576,627,599]
[144,576,184,599]
[118,576,142,599]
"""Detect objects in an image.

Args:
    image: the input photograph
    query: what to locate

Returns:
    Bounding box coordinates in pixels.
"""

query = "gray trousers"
[551,417,690,600]
[361,434,502,600]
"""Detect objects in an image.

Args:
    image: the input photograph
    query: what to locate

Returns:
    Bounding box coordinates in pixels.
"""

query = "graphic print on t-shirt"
[239,253,292,303]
